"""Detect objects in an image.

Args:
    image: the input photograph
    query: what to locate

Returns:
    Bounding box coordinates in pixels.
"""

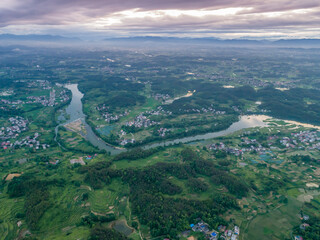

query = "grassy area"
[1,113,319,239]
[112,147,181,169]
[57,127,99,153]
[2,64,320,240]
[89,181,128,215]
[0,196,23,240]
[243,197,302,240]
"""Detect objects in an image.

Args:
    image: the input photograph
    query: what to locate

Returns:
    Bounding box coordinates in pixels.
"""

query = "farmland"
[0,45,320,240]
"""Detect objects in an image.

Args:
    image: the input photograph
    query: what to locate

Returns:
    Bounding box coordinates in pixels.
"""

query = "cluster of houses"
[120,138,135,146]
[0,117,28,140]
[232,106,241,113]
[125,106,172,129]
[1,132,50,150]
[25,89,56,107]
[294,213,311,240]
[119,129,127,136]
[1,80,70,109]
[219,226,240,240]
[1,99,24,105]
[1,89,68,108]
[189,220,240,240]
[225,77,269,88]
[144,106,172,117]
[125,113,159,128]
[240,137,268,150]
[158,127,169,137]
[212,75,293,89]
[179,106,226,115]
[58,89,69,103]
[208,138,267,157]
[280,130,320,150]
[209,129,320,159]
[0,90,14,96]
[97,104,129,123]
[153,93,171,102]
[70,154,97,165]
[208,142,238,153]
[27,80,52,90]
[201,107,226,115]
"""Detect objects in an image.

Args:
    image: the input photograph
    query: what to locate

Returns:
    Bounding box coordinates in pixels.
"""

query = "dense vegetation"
[78,148,245,238]
[79,161,120,189]
[2,45,320,240]
[187,178,209,192]
[290,154,320,166]
[258,87,320,124]
[166,83,320,125]
[293,215,320,240]
[89,226,128,240]
[7,176,65,230]
[112,147,163,161]
[106,92,146,109]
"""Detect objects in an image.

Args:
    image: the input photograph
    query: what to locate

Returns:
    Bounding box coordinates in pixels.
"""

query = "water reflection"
[144,115,270,149]
[55,84,320,155]
[55,84,123,154]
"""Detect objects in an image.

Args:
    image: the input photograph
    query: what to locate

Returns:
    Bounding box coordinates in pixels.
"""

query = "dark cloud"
[0,0,320,37]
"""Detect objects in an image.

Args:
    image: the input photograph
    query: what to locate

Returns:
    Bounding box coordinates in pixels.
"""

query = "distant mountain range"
[1,34,320,47]
[0,34,81,42]
[104,36,320,47]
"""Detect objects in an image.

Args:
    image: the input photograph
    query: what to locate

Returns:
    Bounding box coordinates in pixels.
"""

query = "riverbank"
[54,84,123,155]
[55,84,320,155]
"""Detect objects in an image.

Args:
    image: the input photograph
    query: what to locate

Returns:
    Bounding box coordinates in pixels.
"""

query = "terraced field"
[89,180,129,216]
[33,185,89,239]
[0,196,23,240]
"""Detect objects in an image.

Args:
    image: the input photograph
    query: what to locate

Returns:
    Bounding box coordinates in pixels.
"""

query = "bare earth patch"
[306,183,319,188]
[70,157,85,165]
[64,119,86,134]
[5,173,22,181]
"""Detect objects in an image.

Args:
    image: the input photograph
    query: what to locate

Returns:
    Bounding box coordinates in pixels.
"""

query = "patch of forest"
[78,147,248,238]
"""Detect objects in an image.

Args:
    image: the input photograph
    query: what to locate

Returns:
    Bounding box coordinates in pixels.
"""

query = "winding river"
[144,115,270,149]
[54,84,123,154]
[56,84,314,155]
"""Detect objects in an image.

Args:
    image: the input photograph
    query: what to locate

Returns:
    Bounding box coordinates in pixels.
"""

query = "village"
[153,93,171,102]
[182,219,240,240]
[0,116,29,140]
[119,138,135,146]
[113,106,173,145]
[96,104,130,123]
[1,98,24,106]
[125,106,172,129]
[0,80,70,111]
[0,116,50,150]
[26,88,56,106]
[26,79,53,90]
[293,212,311,240]
[282,130,320,150]
[0,89,14,96]
[181,106,226,115]
[1,88,69,108]
[70,154,97,165]
[1,132,50,150]
[158,127,170,137]
[125,113,159,128]
[209,129,320,157]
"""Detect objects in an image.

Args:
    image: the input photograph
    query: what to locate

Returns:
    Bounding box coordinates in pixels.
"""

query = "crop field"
[243,197,302,240]
[1,45,320,240]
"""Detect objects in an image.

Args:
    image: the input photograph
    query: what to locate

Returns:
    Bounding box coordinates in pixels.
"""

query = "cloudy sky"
[0,0,320,39]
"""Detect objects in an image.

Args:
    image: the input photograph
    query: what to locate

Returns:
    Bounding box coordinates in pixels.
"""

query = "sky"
[0,0,320,39]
